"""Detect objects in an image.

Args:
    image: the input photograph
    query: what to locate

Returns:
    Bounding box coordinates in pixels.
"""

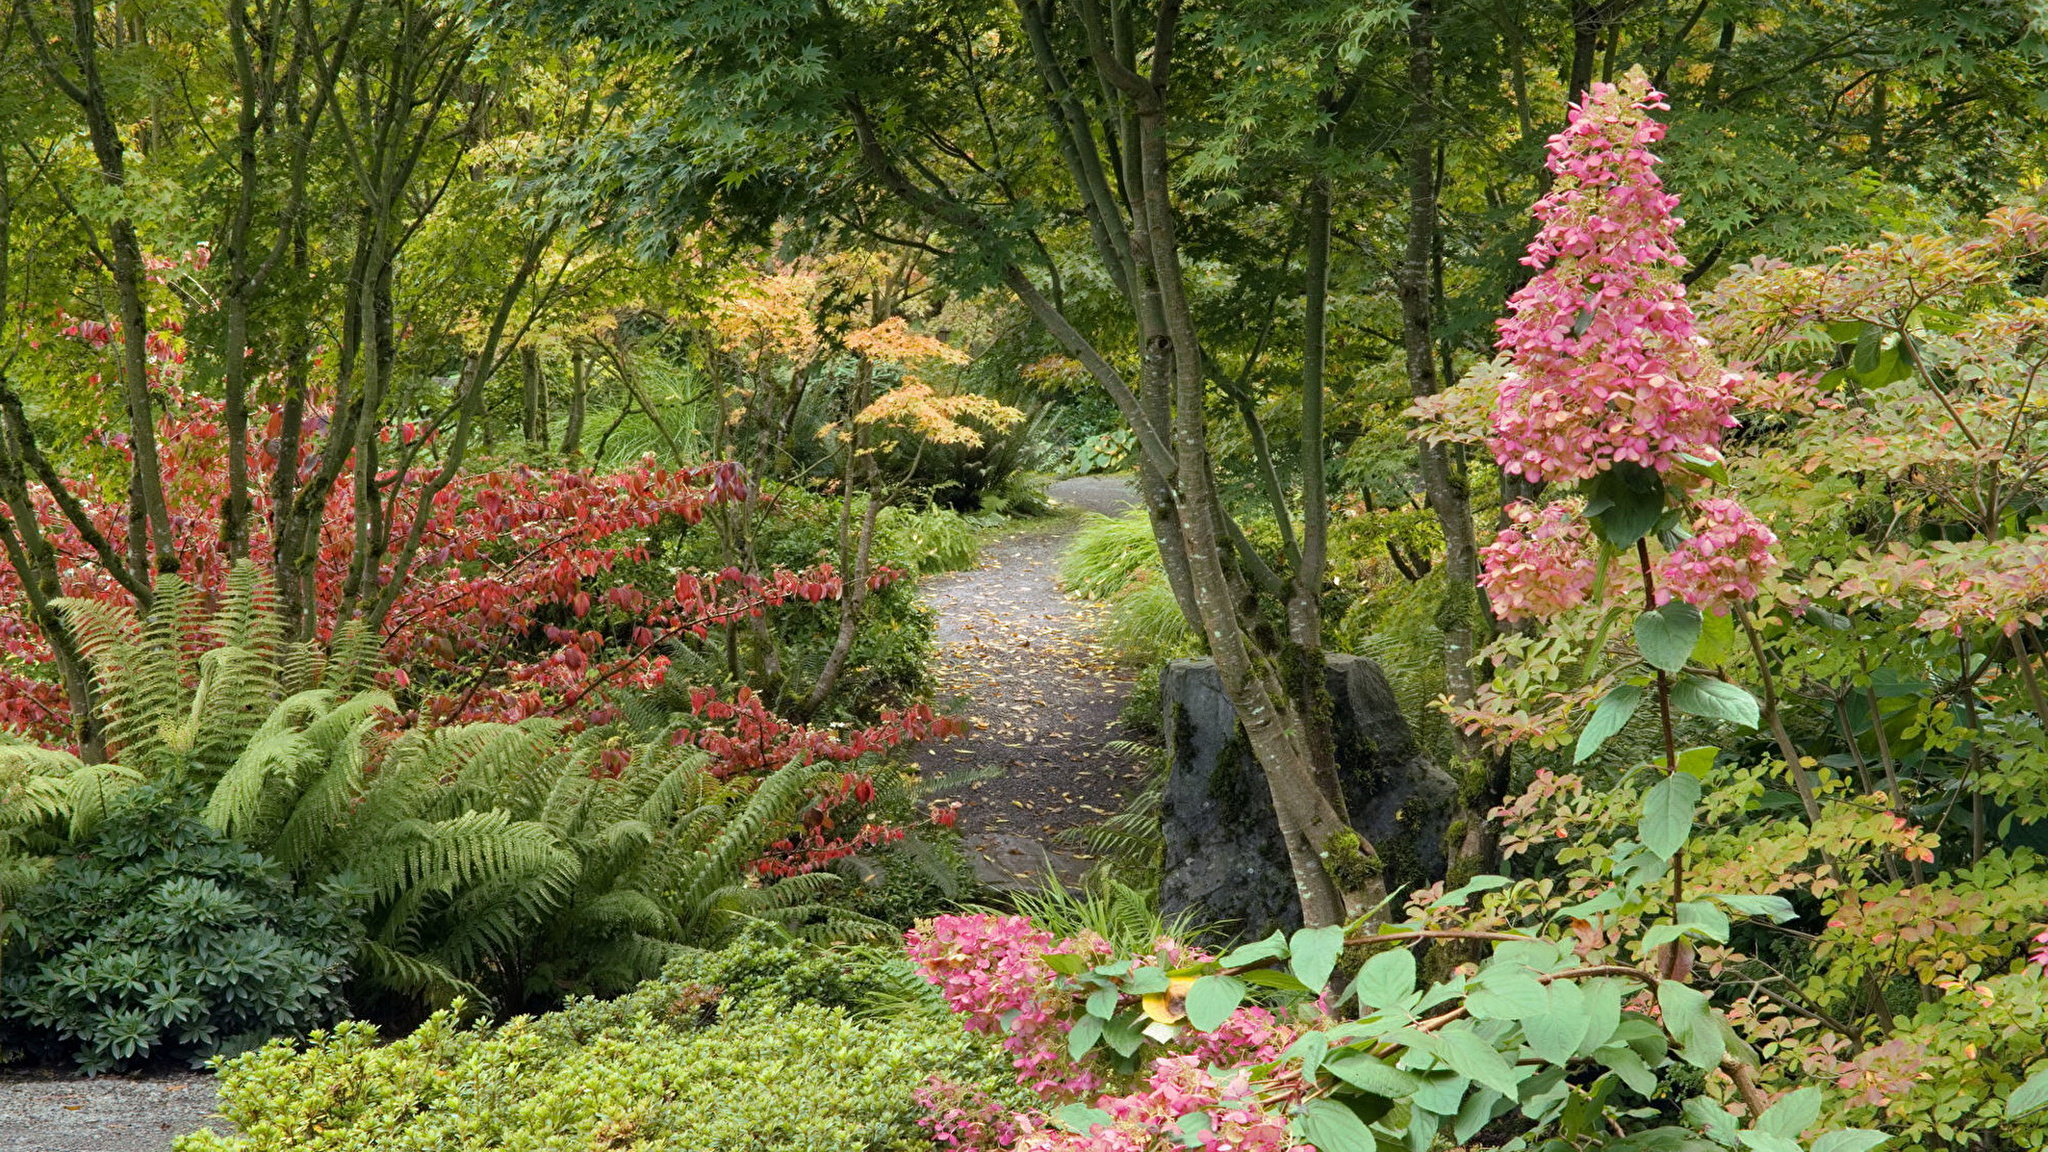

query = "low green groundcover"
[176,936,1023,1152]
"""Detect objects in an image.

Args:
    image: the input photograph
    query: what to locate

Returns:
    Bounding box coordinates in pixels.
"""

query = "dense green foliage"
[0,786,355,1073]
[174,934,1024,1152]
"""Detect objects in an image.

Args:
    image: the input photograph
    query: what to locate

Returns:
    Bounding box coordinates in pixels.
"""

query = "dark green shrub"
[0,786,356,1073]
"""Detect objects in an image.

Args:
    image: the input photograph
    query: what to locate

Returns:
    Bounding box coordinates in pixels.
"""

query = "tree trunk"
[560,349,589,455]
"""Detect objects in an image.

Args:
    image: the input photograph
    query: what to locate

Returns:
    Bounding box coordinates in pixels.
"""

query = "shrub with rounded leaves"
[0,785,356,1073]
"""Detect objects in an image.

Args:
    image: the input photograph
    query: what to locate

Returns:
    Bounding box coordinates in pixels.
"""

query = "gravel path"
[912,475,1148,888]
[0,1071,224,1152]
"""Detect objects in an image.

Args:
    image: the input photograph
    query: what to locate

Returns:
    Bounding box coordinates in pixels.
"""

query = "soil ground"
[913,474,1149,888]
[0,1070,223,1152]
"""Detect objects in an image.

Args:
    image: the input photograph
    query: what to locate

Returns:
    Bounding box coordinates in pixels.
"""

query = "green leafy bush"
[0,785,355,1073]
[1099,573,1197,667]
[176,935,1024,1152]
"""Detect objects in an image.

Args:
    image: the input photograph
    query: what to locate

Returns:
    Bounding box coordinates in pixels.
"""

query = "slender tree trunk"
[521,345,543,443]
[560,348,588,455]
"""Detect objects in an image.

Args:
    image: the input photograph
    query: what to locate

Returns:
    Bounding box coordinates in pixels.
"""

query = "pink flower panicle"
[907,914,1112,1098]
[1656,498,1780,610]
[1488,69,1738,482]
[1479,500,1599,621]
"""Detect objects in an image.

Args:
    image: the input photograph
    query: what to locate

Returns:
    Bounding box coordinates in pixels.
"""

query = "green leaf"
[1851,326,1883,374]
[1171,1113,1212,1149]
[1295,1098,1379,1152]
[2008,1066,2048,1118]
[1576,683,1644,764]
[1431,874,1512,907]
[1595,1044,1657,1096]
[1640,772,1702,860]
[1695,611,1736,667]
[1811,1131,1893,1152]
[1289,924,1346,993]
[1433,1023,1525,1098]
[1102,1013,1145,1057]
[1670,676,1761,728]
[1674,745,1718,778]
[1824,320,1870,343]
[1217,930,1289,968]
[1656,981,1725,1069]
[1326,1052,1423,1098]
[1067,1013,1104,1060]
[1350,947,1416,1010]
[1635,603,1703,673]
[1577,979,1624,1056]
[1044,952,1089,976]
[1125,965,1170,995]
[1239,968,1312,992]
[1054,1104,1114,1135]
[1756,1086,1821,1139]
[1676,453,1730,485]
[1523,981,1590,1065]
[1086,987,1119,1019]
[1467,972,1549,1021]
[1710,893,1795,922]
[1737,1133,1803,1152]
[1185,975,1245,1032]
[1676,901,1731,943]
[1582,463,1668,548]
[1287,1031,1332,1080]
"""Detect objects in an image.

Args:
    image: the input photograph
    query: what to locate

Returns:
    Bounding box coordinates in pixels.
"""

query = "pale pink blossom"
[1488,70,1738,482]
[1479,501,1599,621]
[1656,498,1779,609]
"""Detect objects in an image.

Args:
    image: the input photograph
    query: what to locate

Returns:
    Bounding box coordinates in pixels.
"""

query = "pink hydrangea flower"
[1479,500,1599,621]
[1012,1057,1308,1152]
[1656,498,1779,609]
[1488,70,1739,482]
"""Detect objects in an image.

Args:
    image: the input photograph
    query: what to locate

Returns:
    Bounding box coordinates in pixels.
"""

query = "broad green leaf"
[1657,980,1725,1069]
[1239,968,1313,992]
[1350,947,1416,1010]
[1217,930,1289,968]
[1582,463,1667,548]
[2008,1066,2048,1118]
[1711,893,1795,924]
[1755,1086,1821,1139]
[1171,1113,1212,1149]
[1467,972,1549,1021]
[1670,676,1761,728]
[1640,772,1702,860]
[1287,1031,1332,1080]
[1289,924,1346,993]
[1674,745,1718,778]
[1125,965,1170,994]
[1811,1131,1893,1152]
[1676,900,1731,943]
[1737,1132,1803,1152]
[1327,1052,1423,1097]
[1433,1023,1524,1098]
[1296,1098,1378,1152]
[1054,1104,1113,1135]
[1851,326,1883,374]
[1185,975,1245,1031]
[1044,951,1089,976]
[1576,979,1624,1056]
[1596,1044,1657,1096]
[1635,603,1703,673]
[1695,610,1736,667]
[1523,981,1590,1065]
[1576,683,1643,763]
[1067,1014,1104,1060]
[1825,319,1870,343]
[1102,1013,1145,1057]
[1086,987,1119,1019]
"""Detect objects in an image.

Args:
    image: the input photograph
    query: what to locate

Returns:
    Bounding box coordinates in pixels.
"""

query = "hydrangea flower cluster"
[907,914,1113,1098]
[1656,498,1780,610]
[1488,70,1739,483]
[1478,500,1599,621]
[907,914,1303,1152]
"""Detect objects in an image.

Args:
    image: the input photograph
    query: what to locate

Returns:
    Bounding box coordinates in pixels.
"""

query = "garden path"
[913,475,1150,889]
[0,1070,222,1152]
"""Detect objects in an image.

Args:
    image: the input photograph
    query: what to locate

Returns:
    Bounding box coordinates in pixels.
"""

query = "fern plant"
[13,562,893,1015]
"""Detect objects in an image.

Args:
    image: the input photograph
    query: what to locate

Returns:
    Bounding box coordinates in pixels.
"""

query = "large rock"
[1158,655,1456,938]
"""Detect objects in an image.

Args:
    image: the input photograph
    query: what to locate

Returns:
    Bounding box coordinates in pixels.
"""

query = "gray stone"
[1158,655,1456,939]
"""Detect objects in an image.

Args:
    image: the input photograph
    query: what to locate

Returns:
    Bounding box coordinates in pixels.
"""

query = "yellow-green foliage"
[176,939,1023,1152]
[1099,573,1197,666]
[1058,510,1158,600]
[876,503,980,576]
